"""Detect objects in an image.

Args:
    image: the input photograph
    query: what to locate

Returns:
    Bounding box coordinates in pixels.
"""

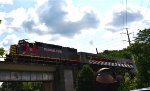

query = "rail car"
[5,40,80,63]
[5,39,133,66]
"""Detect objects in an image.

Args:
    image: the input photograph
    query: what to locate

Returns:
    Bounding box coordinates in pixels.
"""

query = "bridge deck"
[0,61,56,72]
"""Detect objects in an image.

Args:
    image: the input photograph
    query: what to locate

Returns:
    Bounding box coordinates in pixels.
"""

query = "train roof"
[35,41,62,48]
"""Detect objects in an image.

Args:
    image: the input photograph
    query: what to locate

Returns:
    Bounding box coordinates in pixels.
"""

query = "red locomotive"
[5,39,133,67]
[6,39,80,63]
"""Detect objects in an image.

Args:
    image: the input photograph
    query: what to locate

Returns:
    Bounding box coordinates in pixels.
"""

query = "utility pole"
[124,0,136,72]
[124,28,136,72]
[125,28,131,45]
[121,0,136,78]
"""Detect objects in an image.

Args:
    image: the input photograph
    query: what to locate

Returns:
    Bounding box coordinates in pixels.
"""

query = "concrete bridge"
[0,61,79,91]
[0,60,133,91]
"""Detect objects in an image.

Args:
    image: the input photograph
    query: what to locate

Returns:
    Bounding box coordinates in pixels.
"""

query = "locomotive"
[5,39,132,66]
[5,39,79,63]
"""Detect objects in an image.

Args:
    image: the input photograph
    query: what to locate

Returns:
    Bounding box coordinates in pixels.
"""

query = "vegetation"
[75,65,94,91]
[1,82,42,91]
[130,29,150,88]
[1,82,23,91]
[100,48,131,59]
[99,48,135,91]
[0,47,5,57]
[118,73,137,91]
[99,29,150,90]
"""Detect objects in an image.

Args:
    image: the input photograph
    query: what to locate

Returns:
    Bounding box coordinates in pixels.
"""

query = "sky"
[0,0,150,54]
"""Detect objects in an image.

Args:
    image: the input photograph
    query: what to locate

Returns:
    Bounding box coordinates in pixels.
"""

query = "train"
[5,39,133,66]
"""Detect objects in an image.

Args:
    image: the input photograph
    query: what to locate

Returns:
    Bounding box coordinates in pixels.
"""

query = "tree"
[99,48,137,90]
[0,47,5,57]
[1,82,42,91]
[22,82,33,91]
[118,73,137,91]
[131,29,150,88]
[96,29,150,90]
[75,65,94,91]
[100,48,131,59]
[1,82,23,91]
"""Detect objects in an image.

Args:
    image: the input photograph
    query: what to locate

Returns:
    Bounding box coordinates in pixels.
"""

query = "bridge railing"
[89,60,133,69]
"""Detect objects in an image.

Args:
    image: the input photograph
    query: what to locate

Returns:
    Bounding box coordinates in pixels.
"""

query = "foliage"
[134,29,150,44]
[99,48,131,59]
[75,65,94,91]
[1,82,23,91]
[98,29,150,90]
[0,47,5,57]
[22,82,33,91]
[118,73,137,91]
[99,45,137,90]
[1,82,42,91]
[130,29,150,88]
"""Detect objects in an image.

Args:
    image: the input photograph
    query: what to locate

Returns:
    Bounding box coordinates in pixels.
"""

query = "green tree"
[100,48,131,59]
[75,65,94,91]
[131,29,150,88]
[99,47,137,90]
[0,47,5,57]
[22,82,33,91]
[1,82,23,91]
[1,82,42,91]
[118,73,137,91]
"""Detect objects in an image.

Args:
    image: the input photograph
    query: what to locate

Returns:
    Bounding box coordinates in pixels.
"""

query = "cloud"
[109,10,143,27]
[0,0,35,12]
[0,34,19,49]
[89,40,94,46]
[22,0,100,37]
[0,0,13,5]
[143,20,150,28]
[105,6,143,32]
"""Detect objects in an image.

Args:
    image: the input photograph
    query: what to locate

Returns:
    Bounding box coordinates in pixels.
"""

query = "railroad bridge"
[0,60,133,91]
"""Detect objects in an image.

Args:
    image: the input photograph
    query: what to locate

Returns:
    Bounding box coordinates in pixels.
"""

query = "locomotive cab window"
[19,40,23,43]
[29,43,33,48]
[18,40,24,46]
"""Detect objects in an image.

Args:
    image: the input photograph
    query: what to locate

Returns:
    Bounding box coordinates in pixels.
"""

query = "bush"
[75,65,94,91]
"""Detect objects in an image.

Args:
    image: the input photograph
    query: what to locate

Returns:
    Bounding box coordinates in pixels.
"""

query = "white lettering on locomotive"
[44,48,62,53]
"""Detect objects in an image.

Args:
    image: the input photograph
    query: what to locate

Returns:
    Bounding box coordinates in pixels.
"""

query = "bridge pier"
[54,65,65,91]
[54,65,78,91]
[43,81,53,91]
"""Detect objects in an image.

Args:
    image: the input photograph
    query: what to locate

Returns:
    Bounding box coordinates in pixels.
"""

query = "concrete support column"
[72,66,79,86]
[43,81,53,91]
[64,69,74,91]
[54,65,79,91]
[54,65,65,91]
